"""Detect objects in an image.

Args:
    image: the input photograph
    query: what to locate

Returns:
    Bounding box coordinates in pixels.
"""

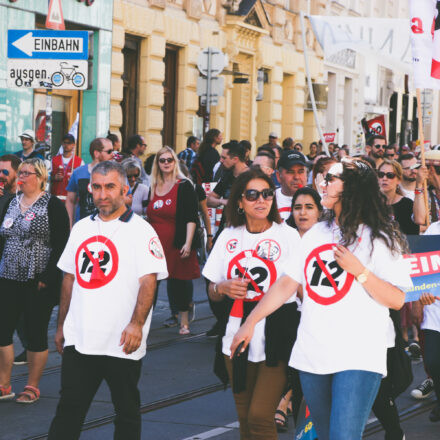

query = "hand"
[419,292,440,306]
[53,173,64,181]
[125,194,133,207]
[55,327,65,354]
[332,244,364,277]
[0,185,4,196]
[416,166,429,186]
[180,243,191,259]
[411,300,425,326]
[230,321,254,359]
[120,322,143,355]
[37,281,47,290]
[218,279,249,300]
[206,236,213,252]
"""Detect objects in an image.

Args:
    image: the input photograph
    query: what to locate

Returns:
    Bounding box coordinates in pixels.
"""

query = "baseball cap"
[425,149,440,166]
[19,129,35,142]
[62,134,76,144]
[277,150,307,169]
[269,132,278,138]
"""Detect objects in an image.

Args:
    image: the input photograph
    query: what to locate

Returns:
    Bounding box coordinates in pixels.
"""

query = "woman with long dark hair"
[203,168,301,439]
[231,159,412,440]
[192,129,222,184]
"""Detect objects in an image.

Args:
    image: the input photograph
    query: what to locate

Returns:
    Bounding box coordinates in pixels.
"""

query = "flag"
[409,0,440,88]
[361,116,387,142]
[68,112,80,140]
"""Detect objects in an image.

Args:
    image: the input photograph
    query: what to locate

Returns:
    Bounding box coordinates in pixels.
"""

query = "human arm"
[55,273,75,354]
[65,191,77,229]
[413,166,429,225]
[230,275,300,357]
[199,198,213,251]
[207,190,227,208]
[411,292,440,326]
[180,222,196,258]
[120,273,157,355]
[333,244,405,310]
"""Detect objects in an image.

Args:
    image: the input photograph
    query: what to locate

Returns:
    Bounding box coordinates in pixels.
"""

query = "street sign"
[7,59,88,90]
[197,76,224,99]
[8,30,89,60]
[46,0,65,30]
[197,47,227,77]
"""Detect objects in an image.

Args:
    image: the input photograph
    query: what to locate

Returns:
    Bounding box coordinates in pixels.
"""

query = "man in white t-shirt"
[275,150,308,221]
[48,161,168,440]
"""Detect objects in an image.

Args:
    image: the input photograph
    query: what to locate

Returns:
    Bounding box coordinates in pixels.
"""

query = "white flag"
[409,0,440,89]
[68,112,80,140]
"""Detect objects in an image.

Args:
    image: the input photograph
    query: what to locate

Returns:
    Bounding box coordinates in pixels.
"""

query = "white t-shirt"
[399,185,415,201]
[285,221,413,376]
[422,222,440,333]
[57,211,168,360]
[202,222,300,361]
[275,188,293,221]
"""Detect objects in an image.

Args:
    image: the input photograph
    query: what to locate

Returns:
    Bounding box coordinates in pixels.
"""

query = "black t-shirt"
[200,147,220,183]
[213,172,236,242]
[195,184,206,202]
[392,197,419,235]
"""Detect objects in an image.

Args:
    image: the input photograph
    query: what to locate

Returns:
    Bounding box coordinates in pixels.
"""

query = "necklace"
[19,191,44,210]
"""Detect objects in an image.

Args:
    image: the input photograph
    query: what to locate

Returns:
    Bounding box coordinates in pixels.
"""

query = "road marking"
[181,422,239,440]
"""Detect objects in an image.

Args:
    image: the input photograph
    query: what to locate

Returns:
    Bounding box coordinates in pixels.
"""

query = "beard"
[403,175,416,183]
[372,151,384,159]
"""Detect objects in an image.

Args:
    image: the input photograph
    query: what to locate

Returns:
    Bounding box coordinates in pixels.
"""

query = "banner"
[409,0,440,89]
[361,116,387,142]
[323,133,336,143]
[309,16,411,73]
[404,235,440,302]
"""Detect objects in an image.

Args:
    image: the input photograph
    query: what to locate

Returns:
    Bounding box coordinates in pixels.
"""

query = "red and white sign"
[304,244,354,306]
[323,133,336,143]
[46,0,65,31]
[366,115,387,141]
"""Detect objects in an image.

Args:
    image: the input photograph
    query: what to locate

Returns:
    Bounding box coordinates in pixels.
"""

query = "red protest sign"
[323,133,336,143]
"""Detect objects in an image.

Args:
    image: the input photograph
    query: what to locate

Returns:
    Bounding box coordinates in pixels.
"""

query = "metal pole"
[300,11,328,155]
[45,86,53,153]
[204,47,212,134]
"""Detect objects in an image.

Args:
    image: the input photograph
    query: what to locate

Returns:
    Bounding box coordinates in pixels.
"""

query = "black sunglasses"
[0,169,10,176]
[159,157,174,164]
[324,173,343,185]
[377,171,396,179]
[127,173,140,179]
[103,149,114,154]
[374,144,385,149]
[242,188,275,202]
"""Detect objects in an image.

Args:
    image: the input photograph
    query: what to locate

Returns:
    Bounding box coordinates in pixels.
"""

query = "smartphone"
[232,341,245,360]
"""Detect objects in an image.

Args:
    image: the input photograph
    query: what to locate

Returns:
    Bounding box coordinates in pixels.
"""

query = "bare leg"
[16,350,48,402]
[0,345,14,388]
[180,311,189,328]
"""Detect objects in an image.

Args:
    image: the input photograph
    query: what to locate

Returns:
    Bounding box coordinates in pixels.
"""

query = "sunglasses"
[103,149,114,154]
[127,173,140,179]
[377,171,396,179]
[384,153,395,158]
[324,173,343,185]
[242,188,275,202]
[373,144,385,149]
[0,169,10,176]
[159,157,174,164]
[18,171,37,178]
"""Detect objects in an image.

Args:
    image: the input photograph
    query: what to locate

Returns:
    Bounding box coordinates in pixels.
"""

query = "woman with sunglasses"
[0,158,69,403]
[122,158,149,216]
[231,159,412,440]
[146,147,200,334]
[203,168,301,440]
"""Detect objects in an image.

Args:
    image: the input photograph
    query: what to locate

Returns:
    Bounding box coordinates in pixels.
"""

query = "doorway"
[163,45,179,149]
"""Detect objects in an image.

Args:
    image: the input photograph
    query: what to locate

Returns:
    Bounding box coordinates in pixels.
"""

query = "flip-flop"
[275,409,288,432]
[16,385,40,404]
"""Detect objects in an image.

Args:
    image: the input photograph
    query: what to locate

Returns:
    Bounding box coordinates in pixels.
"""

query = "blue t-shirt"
[14,150,44,161]
[66,164,95,221]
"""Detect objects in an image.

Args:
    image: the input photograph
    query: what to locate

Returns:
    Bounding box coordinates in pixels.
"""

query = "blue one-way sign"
[8,30,89,60]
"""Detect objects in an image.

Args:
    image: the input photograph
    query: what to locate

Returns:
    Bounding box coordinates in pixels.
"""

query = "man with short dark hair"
[366,135,386,168]
[384,145,398,160]
[51,134,84,202]
[276,150,308,220]
[14,129,44,161]
[0,154,20,200]
[178,136,200,170]
[65,138,114,227]
[48,161,167,440]
[399,153,419,200]
[127,134,149,185]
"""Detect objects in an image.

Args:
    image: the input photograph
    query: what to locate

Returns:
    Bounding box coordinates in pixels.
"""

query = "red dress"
[147,183,200,280]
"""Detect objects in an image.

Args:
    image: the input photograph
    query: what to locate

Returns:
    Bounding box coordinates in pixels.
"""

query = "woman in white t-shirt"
[203,168,301,440]
[231,159,412,440]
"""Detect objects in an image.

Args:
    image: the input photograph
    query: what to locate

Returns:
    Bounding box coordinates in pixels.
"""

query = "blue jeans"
[299,369,381,440]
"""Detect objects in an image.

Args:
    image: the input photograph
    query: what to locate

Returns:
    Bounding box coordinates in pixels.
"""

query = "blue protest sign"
[404,235,440,302]
[8,30,89,60]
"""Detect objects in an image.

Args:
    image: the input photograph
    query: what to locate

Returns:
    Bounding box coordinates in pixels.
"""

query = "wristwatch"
[356,268,370,284]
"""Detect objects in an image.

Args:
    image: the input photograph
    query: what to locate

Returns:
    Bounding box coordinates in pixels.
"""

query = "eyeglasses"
[18,171,37,178]
[373,144,385,150]
[159,157,174,164]
[102,149,114,154]
[0,169,10,176]
[242,188,275,202]
[377,171,396,179]
[324,173,343,185]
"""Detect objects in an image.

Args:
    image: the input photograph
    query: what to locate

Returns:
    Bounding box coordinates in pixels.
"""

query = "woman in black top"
[0,158,69,403]
[192,129,222,183]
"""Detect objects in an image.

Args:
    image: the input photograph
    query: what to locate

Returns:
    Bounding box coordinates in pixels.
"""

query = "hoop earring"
[237,207,244,214]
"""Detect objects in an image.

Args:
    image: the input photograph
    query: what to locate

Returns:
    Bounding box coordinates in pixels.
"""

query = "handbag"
[388,309,413,398]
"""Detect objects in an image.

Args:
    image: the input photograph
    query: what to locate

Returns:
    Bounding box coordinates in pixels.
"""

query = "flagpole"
[416,87,430,227]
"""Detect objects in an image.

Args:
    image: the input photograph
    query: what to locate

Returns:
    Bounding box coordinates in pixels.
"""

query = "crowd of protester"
[1,127,440,440]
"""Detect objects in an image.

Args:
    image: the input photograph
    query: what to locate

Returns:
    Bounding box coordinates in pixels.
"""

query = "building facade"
[110,0,326,154]
[0,0,113,162]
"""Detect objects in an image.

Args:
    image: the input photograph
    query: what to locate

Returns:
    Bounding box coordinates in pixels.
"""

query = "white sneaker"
[411,378,434,399]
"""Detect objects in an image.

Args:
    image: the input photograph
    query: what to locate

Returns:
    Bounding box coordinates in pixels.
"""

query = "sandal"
[16,385,40,404]
[0,385,15,401]
[275,409,288,433]
[179,325,190,335]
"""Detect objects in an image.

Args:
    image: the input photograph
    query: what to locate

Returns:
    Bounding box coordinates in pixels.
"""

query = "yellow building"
[111,0,325,154]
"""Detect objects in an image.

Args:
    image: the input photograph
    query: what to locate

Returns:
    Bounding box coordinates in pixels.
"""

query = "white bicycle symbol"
[51,62,85,88]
